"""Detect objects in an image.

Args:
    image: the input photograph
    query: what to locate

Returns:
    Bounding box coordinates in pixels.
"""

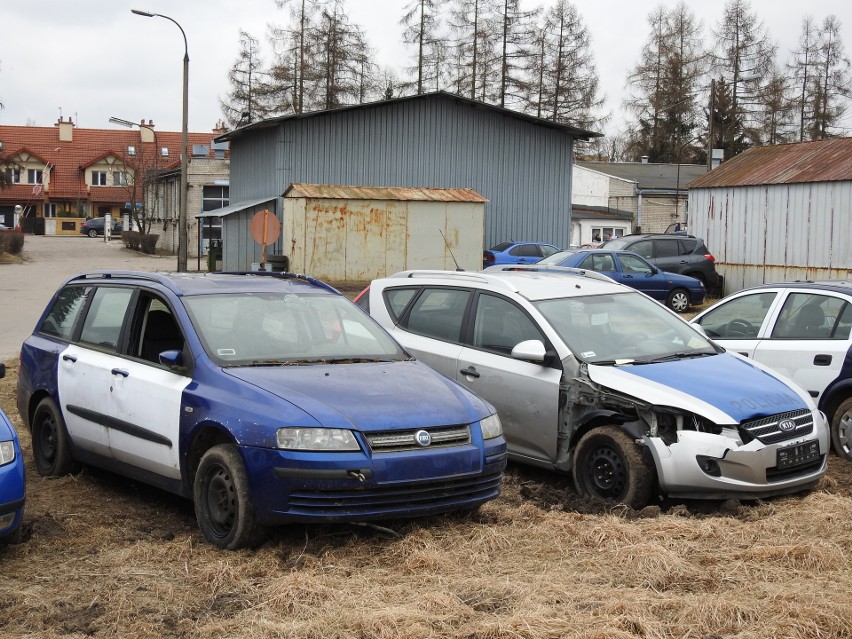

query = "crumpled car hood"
[587,353,810,424]
[224,360,490,431]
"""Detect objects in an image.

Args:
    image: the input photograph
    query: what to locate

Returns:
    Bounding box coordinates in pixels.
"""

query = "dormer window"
[28,169,43,184]
[128,145,136,156]
[161,147,169,157]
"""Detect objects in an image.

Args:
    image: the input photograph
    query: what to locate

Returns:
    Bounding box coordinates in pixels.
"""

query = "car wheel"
[194,444,266,550]
[830,398,852,461]
[666,288,690,313]
[572,426,655,509]
[87,229,98,238]
[31,397,80,476]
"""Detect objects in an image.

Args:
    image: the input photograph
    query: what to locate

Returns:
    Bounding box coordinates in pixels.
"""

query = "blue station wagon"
[1,363,26,544]
[16,271,506,549]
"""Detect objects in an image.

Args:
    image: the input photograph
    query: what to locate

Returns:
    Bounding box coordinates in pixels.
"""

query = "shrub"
[0,231,25,255]
[121,231,159,254]
[141,234,159,254]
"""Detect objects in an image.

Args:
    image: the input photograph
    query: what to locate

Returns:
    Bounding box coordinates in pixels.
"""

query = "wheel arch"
[819,379,852,423]
[185,422,237,488]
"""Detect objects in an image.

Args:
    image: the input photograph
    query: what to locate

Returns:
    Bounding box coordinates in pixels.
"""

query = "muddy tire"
[666,288,690,313]
[194,444,266,550]
[572,426,655,509]
[31,397,80,476]
[830,398,852,462]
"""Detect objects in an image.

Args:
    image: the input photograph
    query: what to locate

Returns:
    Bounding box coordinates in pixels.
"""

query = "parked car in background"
[0,223,10,231]
[1,363,26,545]
[17,271,506,549]
[80,217,122,238]
[361,267,828,509]
[691,281,852,461]
[601,233,719,290]
[538,249,705,312]
[483,241,560,268]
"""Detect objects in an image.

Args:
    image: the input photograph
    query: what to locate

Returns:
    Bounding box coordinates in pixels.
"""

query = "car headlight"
[276,428,360,451]
[0,440,15,466]
[479,413,503,440]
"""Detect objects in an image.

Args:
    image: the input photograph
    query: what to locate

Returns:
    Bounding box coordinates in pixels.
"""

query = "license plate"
[776,441,820,469]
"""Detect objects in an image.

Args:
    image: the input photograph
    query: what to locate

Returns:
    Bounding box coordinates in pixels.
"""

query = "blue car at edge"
[16,271,506,549]
[538,248,706,312]
[1,363,26,545]
[483,241,561,268]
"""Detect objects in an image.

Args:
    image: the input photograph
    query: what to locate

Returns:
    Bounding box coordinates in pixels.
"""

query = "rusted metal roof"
[689,137,852,189]
[284,183,488,203]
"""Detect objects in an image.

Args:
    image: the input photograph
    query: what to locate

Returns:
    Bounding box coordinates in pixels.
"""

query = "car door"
[391,287,470,379]
[456,292,562,464]
[57,285,134,458]
[751,292,852,401]
[106,296,191,480]
[508,243,542,264]
[577,253,620,282]
[692,290,781,358]
[615,253,667,300]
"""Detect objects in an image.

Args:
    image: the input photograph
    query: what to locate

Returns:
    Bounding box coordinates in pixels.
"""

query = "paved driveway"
[0,235,192,361]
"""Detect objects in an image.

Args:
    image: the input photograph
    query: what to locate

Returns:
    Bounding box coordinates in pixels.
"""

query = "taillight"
[484,253,495,264]
[704,253,715,263]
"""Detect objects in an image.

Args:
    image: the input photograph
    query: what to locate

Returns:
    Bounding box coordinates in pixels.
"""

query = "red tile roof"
[1,121,227,204]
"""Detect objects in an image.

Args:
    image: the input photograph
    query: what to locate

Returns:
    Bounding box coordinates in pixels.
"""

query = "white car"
[691,281,852,461]
[358,266,830,508]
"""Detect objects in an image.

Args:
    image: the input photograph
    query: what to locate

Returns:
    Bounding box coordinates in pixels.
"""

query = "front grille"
[366,424,471,452]
[739,409,814,445]
[766,457,825,482]
[285,471,503,518]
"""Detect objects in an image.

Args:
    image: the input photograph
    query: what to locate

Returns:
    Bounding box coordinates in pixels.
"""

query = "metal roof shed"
[688,138,852,293]
[282,183,487,281]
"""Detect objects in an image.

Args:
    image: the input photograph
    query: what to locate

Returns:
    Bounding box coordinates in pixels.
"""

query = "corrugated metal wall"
[690,181,852,293]
[228,97,575,252]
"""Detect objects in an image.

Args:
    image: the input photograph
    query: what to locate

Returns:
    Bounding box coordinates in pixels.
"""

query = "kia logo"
[778,419,797,432]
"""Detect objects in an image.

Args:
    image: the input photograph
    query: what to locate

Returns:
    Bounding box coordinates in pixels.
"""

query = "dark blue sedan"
[538,249,705,312]
[0,363,26,545]
[483,241,561,268]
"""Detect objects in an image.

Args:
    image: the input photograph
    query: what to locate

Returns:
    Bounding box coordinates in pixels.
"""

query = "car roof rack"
[389,265,614,288]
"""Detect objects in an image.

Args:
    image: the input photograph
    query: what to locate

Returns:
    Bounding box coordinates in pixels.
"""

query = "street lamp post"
[132,8,189,272]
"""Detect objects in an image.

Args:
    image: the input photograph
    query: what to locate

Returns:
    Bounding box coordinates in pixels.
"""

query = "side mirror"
[159,350,184,368]
[511,339,546,363]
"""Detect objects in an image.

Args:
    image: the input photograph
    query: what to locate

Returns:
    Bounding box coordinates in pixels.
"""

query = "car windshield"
[183,292,407,366]
[533,291,719,365]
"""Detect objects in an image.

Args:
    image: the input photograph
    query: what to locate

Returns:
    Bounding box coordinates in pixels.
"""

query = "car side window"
[835,302,852,340]
[472,294,543,355]
[581,254,615,272]
[619,254,652,274]
[135,297,185,364]
[679,239,697,254]
[654,239,679,258]
[630,240,653,259]
[404,288,470,343]
[384,287,418,321]
[78,287,134,351]
[772,293,840,339]
[696,292,777,339]
[39,286,90,340]
[510,244,541,257]
[540,245,559,259]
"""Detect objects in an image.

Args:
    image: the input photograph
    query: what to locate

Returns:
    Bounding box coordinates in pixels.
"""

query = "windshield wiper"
[639,351,715,364]
[588,358,636,366]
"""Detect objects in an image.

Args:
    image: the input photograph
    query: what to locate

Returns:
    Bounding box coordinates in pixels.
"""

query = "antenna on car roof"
[439,229,464,271]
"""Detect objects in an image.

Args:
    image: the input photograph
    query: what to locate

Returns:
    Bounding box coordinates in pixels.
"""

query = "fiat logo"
[415,430,432,446]
[778,419,797,432]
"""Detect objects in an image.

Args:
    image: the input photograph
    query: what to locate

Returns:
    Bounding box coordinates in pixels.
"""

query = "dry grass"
[2,357,852,639]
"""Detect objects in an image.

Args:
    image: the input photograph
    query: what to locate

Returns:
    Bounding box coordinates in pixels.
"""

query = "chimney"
[640,155,649,164]
[56,116,74,142]
[140,120,155,144]
[212,120,229,136]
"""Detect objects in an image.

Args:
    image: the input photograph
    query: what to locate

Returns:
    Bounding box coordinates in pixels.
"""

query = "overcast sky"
[1,0,850,137]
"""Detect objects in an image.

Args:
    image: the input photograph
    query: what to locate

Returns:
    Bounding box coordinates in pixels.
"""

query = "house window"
[161,147,169,157]
[200,185,229,252]
[202,185,229,211]
[127,145,136,156]
[6,168,21,184]
[44,203,57,218]
[91,171,108,186]
[28,168,44,184]
[112,171,129,186]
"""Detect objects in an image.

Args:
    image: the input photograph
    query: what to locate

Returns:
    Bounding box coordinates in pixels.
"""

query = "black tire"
[31,397,80,476]
[666,288,690,313]
[87,229,98,238]
[572,426,655,509]
[830,398,852,462]
[193,444,266,550]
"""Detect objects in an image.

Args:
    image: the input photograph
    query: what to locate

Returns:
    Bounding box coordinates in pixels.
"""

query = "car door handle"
[111,368,129,378]
[62,354,77,363]
[813,354,832,366]
[460,366,480,378]
[738,352,749,357]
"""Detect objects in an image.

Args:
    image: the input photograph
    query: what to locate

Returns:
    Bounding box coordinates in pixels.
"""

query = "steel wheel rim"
[204,466,236,537]
[839,410,852,455]
[38,415,58,465]
[586,446,626,499]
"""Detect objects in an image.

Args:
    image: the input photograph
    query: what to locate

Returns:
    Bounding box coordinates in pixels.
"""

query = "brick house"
[0,117,229,257]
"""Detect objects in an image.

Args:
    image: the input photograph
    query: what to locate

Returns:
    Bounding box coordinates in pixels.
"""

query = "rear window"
[40,286,90,340]
[489,242,513,252]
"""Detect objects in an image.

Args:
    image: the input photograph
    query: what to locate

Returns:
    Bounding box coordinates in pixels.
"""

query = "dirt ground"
[2,362,852,639]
